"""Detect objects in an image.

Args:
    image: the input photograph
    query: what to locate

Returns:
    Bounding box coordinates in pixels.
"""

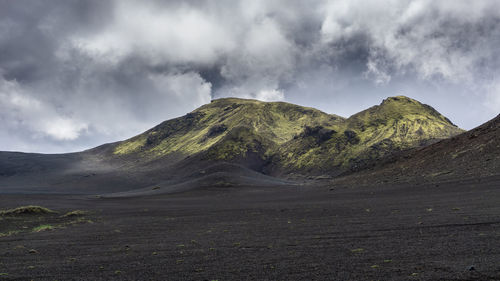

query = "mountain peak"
[352,95,459,127]
[381,95,418,104]
[209,97,263,105]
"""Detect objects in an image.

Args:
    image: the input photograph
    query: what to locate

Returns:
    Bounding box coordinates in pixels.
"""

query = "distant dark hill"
[0,96,464,194]
[338,114,500,185]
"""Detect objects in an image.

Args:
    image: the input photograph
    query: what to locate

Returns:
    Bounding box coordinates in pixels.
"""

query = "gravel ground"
[0,178,499,281]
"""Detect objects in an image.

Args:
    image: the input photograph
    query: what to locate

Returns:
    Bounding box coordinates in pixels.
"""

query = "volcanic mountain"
[0,96,464,194]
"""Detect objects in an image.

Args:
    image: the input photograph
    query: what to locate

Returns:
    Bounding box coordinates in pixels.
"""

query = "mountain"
[337,113,500,185]
[0,96,464,194]
[277,96,463,174]
[112,98,343,165]
[109,96,462,174]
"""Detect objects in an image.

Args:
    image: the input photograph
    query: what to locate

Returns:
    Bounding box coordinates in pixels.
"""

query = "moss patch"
[61,210,88,218]
[0,206,56,216]
[0,208,95,238]
[32,224,55,232]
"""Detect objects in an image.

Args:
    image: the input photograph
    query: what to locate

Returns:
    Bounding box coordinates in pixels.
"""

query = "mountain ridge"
[0,95,466,194]
[108,95,463,175]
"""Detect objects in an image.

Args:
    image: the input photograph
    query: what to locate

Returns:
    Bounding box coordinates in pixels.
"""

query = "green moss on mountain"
[114,98,342,159]
[344,96,463,168]
[204,126,273,160]
[112,96,463,175]
[277,96,463,173]
[348,96,462,146]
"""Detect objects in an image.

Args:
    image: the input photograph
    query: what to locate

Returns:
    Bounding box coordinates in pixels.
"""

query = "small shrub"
[32,224,54,232]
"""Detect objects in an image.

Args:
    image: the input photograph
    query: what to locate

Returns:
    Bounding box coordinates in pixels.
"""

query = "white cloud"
[41,118,88,141]
[0,77,88,141]
[71,1,236,65]
[217,17,296,101]
[255,89,285,102]
[148,72,212,109]
[485,81,500,113]
[320,0,500,83]
[71,1,295,104]
[364,54,392,85]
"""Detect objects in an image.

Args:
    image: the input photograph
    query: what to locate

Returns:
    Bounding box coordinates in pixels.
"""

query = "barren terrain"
[1,177,499,280]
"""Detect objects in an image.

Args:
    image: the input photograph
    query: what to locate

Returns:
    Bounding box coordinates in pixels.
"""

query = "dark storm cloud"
[0,0,499,152]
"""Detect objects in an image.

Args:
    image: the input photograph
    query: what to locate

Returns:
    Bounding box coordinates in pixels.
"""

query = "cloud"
[485,81,500,113]
[320,0,500,83]
[0,77,88,141]
[148,72,212,108]
[0,0,499,152]
[217,17,296,100]
[255,89,285,102]
[71,1,236,65]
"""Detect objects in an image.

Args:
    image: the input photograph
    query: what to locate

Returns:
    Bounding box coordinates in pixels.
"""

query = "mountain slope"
[338,114,500,185]
[347,96,461,148]
[275,96,463,174]
[112,98,343,159]
[0,96,464,194]
[109,96,462,176]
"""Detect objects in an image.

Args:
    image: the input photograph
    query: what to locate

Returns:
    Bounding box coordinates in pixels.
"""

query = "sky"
[1,0,499,153]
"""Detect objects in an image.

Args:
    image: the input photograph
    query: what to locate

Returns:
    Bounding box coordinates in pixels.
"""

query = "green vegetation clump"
[351,248,364,253]
[32,224,55,232]
[1,208,94,238]
[61,210,87,217]
[0,230,20,237]
[0,206,56,216]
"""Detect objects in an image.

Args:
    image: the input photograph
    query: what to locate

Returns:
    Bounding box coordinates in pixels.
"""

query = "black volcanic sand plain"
[1,178,500,281]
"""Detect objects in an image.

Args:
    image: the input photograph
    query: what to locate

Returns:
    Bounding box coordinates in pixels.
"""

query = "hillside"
[112,98,343,159]
[337,113,500,185]
[276,96,463,174]
[108,96,462,176]
[0,96,464,194]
